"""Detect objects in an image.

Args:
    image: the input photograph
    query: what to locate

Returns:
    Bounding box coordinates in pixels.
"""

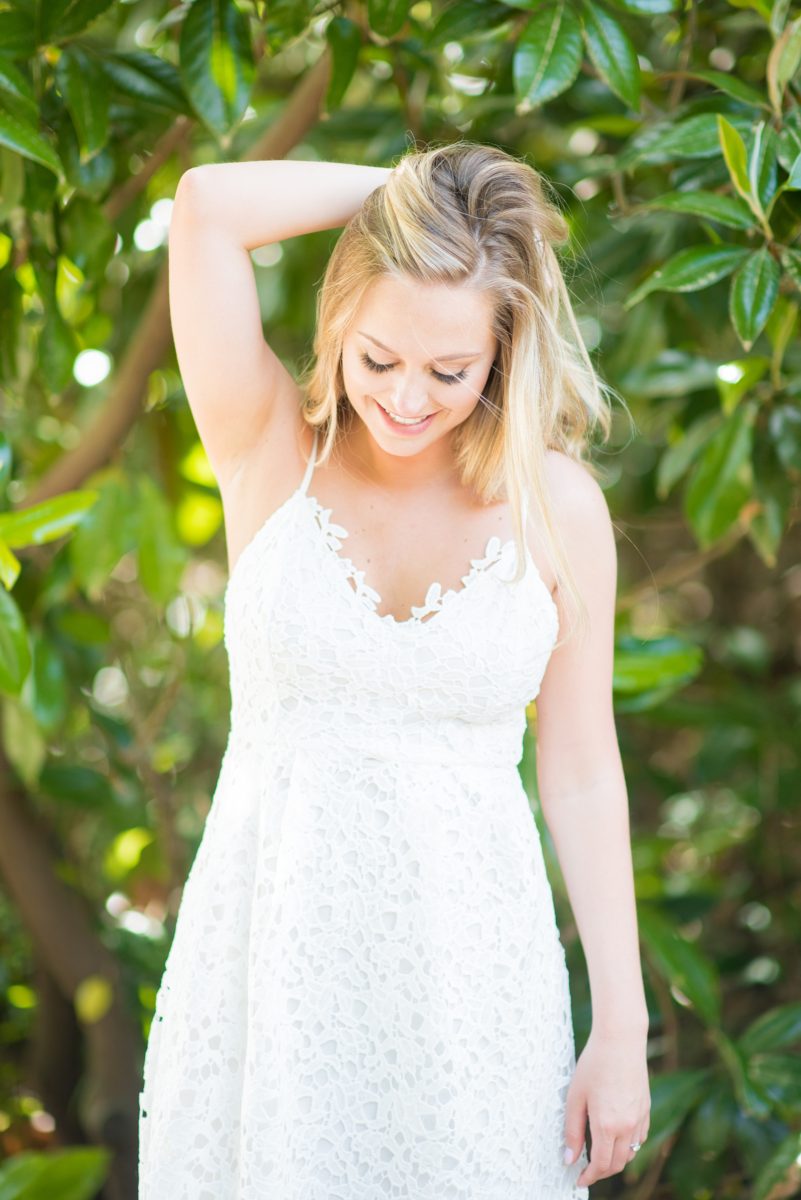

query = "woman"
[138,141,650,1198]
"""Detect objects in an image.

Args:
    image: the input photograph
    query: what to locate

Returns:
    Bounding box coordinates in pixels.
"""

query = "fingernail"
[563,1146,574,1164]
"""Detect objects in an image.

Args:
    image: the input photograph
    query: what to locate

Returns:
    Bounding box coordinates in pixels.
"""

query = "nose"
[387,375,431,418]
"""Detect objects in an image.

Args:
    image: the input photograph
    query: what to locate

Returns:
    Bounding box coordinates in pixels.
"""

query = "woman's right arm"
[168,160,391,483]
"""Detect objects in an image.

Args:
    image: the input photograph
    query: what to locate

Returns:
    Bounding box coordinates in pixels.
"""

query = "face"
[340,275,498,452]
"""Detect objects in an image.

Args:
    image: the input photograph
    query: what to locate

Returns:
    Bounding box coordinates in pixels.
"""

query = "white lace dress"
[137,425,590,1199]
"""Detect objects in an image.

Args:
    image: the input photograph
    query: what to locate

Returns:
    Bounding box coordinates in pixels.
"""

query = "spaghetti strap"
[299,426,319,496]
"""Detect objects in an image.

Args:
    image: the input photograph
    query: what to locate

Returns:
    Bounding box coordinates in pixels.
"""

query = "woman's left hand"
[563,1023,651,1187]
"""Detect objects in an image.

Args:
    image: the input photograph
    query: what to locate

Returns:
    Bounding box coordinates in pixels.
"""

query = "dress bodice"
[223,427,559,772]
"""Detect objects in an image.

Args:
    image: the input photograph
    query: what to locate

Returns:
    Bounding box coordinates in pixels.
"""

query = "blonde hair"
[297,139,622,645]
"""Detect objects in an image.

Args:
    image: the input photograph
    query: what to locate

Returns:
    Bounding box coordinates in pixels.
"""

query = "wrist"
[591,1011,650,1040]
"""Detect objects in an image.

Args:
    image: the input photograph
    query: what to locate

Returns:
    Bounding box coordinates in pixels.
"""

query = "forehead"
[353,275,495,349]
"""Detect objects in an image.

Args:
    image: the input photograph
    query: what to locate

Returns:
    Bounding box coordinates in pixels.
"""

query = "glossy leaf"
[729,247,781,350]
[55,46,109,161]
[747,120,779,216]
[513,3,583,109]
[684,400,756,547]
[640,189,755,230]
[40,0,116,41]
[638,905,722,1026]
[367,0,409,38]
[98,49,188,114]
[0,1145,110,1199]
[0,57,37,125]
[619,111,755,169]
[752,1130,801,1200]
[324,18,362,111]
[656,412,723,499]
[580,0,641,111]
[628,1067,712,1169]
[766,14,801,113]
[739,1002,801,1056]
[624,244,751,309]
[135,477,188,605]
[717,114,754,211]
[180,0,255,137]
[0,492,100,551]
[0,584,30,695]
[0,109,63,179]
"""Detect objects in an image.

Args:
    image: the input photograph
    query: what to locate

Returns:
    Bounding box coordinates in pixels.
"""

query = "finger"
[576,1133,614,1187]
[562,1094,587,1169]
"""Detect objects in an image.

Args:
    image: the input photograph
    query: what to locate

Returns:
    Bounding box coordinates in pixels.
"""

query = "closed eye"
[359,351,468,386]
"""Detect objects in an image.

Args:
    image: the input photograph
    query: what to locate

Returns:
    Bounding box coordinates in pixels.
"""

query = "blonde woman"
[138,142,650,1198]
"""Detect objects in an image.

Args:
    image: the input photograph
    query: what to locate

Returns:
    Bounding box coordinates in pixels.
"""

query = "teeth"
[383,406,431,425]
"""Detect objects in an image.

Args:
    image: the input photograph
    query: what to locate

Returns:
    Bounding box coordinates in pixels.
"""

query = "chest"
[223,494,560,721]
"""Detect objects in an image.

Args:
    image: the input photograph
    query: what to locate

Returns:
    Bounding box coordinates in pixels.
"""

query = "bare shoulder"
[541,447,616,558]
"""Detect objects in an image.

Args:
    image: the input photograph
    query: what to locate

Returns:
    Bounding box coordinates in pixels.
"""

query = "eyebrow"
[357,331,482,361]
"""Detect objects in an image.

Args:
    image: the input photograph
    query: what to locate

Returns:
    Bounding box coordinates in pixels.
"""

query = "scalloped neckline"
[303,491,519,628]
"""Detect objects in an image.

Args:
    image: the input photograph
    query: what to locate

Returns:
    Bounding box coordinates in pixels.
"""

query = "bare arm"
[535,456,649,1038]
[168,160,391,480]
[536,456,650,1180]
[178,159,392,249]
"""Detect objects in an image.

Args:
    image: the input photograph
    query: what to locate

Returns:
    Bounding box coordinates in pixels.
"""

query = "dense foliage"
[0,0,800,1196]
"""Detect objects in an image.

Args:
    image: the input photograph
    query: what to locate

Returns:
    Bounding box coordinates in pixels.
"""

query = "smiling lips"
[376,399,436,425]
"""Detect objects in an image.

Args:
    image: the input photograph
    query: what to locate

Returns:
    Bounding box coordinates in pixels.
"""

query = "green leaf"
[427,0,512,44]
[768,404,801,471]
[0,1145,111,1200]
[580,0,640,111]
[687,1078,735,1156]
[684,400,756,547]
[29,632,68,733]
[0,109,63,179]
[640,189,755,230]
[367,0,409,38]
[740,1003,801,1055]
[624,244,751,309]
[68,480,135,601]
[324,17,362,111]
[678,67,768,109]
[717,114,753,210]
[656,412,723,499]
[748,120,779,216]
[752,1129,801,1200]
[620,111,755,168]
[513,3,583,109]
[639,904,721,1026]
[98,49,188,114]
[729,247,781,350]
[785,150,801,189]
[746,1053,801,1119]
[55,46,109,161]
[629,1067,712,1169]
[40,0,116,41]
[0,491,100,550]
[0,585,30,696]
[0,11,38,56]
[767,14,801,114]
[180,0,255,138]
[136,477,188,605]
[605,0,679,12]
[780,246,801,292]
[39,763,113,809]
[0,57,37,125]
[613,635,704,696]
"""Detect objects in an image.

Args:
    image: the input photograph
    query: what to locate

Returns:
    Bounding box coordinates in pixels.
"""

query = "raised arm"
[168,160,391,483]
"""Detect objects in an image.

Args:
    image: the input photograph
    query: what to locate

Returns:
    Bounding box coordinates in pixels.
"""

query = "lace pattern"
[138,425,589,1199]
[308,496,519,625]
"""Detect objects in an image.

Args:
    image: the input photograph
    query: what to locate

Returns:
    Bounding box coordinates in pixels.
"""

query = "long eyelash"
[359,351,468,386]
